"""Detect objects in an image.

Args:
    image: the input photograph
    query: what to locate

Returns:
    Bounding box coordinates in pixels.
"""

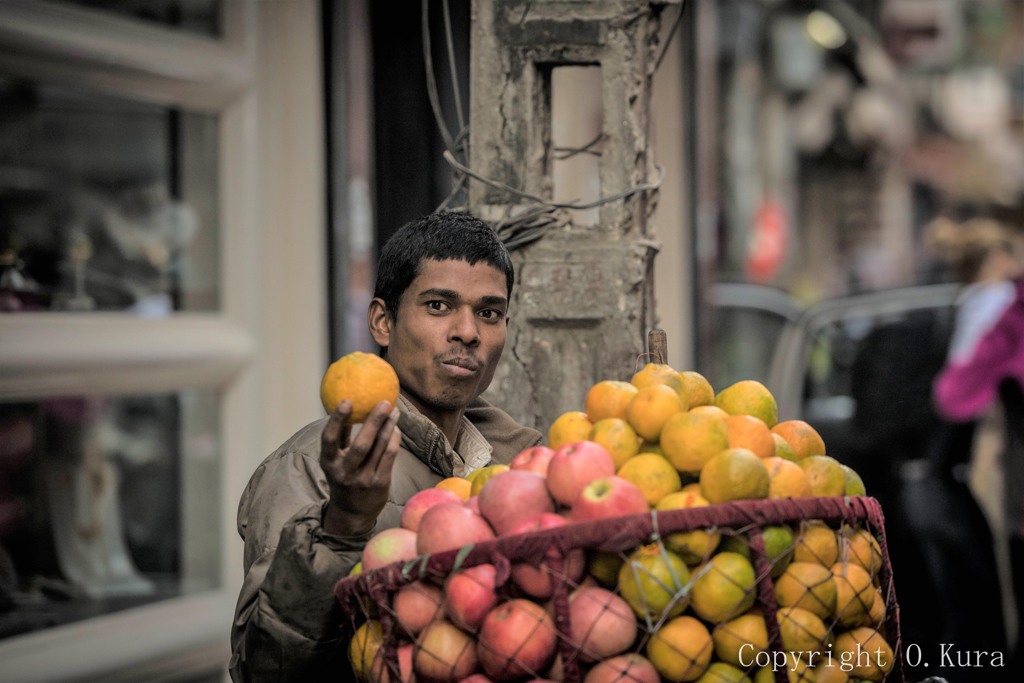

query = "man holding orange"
[229,211,542,681]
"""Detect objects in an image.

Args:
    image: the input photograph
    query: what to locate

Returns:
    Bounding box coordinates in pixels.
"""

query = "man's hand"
[320,400,402,536]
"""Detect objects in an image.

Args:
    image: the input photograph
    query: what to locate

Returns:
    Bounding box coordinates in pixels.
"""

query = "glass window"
[58,0,223,37]
[0,390,221,639]
[0,75,220,315]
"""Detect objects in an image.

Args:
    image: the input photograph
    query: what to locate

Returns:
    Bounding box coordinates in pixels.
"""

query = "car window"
[767,286,960,481]
[708,283,802,390]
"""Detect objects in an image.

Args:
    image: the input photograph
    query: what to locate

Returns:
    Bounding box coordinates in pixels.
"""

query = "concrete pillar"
[469,0,677,431]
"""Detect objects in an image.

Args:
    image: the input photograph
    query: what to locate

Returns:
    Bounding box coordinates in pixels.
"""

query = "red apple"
[464,496,481,514]
[583,653,660,683]
[508,513,585,599]
[393,579,444,636]
[417,503,496,555]
[444,563,499,631]
[477,598,557,680]
[414,619,479,682]
[566,585,638,662]
[570,476,649,522]
[509,445,556,476]
[370,642,414,683]
[402,487,462,532]
[362,527,419,571]
[546,441,616,506]
[457,675,493,683]
[478,470,555,535]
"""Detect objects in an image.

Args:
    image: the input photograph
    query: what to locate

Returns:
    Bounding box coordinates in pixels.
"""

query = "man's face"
[371,258,509,422]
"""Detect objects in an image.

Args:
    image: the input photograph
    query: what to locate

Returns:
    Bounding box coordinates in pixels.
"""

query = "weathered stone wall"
[469,0,675,432]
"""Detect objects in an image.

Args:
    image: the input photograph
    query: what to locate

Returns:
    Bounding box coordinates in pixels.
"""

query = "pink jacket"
[934,278,1024,422]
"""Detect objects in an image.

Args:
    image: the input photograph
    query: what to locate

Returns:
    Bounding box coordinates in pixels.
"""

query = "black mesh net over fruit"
[334,496,903,683]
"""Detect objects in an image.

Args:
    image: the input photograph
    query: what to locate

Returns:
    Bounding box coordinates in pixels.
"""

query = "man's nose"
[449,307,480,345]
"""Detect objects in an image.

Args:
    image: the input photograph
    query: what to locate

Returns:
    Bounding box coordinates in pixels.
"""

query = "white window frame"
[0,0,328,678]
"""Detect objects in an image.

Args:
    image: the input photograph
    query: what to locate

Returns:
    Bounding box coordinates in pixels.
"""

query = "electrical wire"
[443,150,664,212]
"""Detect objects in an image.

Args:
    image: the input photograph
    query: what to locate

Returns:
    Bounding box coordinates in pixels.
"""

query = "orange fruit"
[320,351,400,423]
[617,543,690,620]
[713,380,778,428]
[586,380,640,423]
[815,659,852,683]
[349,619,383,683]
[631,362,685,393]
[587,549,625,587]
[710,526,792,579]
[699,448,770,503]
[712,611,768,667]
[435,476,472,501]
[776,606,828,653]
[588,417,641,469]
[838,525,883,578]
[723,414,775,459]
[842,465,867,496]
[831,561,875,627]
[645,615,713,682]
[680,481,703,496]
[690,551,757,624]
[793,520,839,566]
[868,586,887,625]
[626,384,687,441]
[655,490,722,563]
[798,455,847,497]
[763,456,813,499]
[548,411,594,450]
[690,404,730,419]
[761,525,796,578]
[468,463,509,497]
[833,627,895,681]
[774,561,837,620]
[679,370,715,408]
[617,452,682,507]
[779,651,815,683]
[660,410,730,475]
[771,433,798,462]
[770,420,826,460]
[695,662,752,682]
[815,658,851,683]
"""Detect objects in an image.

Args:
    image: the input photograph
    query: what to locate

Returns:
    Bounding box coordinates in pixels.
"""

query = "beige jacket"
[229,396,542,682]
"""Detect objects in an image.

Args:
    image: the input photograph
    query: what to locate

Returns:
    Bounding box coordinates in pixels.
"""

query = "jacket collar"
[396,395,493,478]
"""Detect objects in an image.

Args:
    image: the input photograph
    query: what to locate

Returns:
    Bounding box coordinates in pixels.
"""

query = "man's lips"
[441,357,480,375]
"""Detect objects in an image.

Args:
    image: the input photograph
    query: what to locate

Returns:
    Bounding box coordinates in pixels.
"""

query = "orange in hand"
[320,351,400,423]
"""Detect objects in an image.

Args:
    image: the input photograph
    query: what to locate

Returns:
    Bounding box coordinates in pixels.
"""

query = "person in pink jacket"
[933,275,1024,421]
[934,275,1024,680]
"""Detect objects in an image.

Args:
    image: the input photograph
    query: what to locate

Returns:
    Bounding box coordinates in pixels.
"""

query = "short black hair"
[373,211,514,320]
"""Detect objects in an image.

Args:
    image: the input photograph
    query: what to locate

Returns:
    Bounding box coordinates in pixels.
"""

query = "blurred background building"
[1,0,1023,680]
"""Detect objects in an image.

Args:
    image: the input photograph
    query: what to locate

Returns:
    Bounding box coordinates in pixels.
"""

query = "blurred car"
[710,281,960,478]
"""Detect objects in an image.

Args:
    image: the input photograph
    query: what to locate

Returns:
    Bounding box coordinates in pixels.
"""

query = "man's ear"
[368,297,392,347]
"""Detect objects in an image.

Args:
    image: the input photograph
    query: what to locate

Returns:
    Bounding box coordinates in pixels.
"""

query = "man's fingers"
[340,401,398,472]
[374,414,403,477]
[320,400,353,461]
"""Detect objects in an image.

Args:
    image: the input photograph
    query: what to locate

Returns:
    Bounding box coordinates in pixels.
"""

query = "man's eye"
[426,301,449,312]
[478,309,505,320]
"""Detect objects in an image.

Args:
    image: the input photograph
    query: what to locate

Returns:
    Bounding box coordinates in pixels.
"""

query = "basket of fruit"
[334,358,904,683]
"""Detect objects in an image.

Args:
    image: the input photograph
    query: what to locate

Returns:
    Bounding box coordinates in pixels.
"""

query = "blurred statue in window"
[52,182,199,314]
[42,397,154,600]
